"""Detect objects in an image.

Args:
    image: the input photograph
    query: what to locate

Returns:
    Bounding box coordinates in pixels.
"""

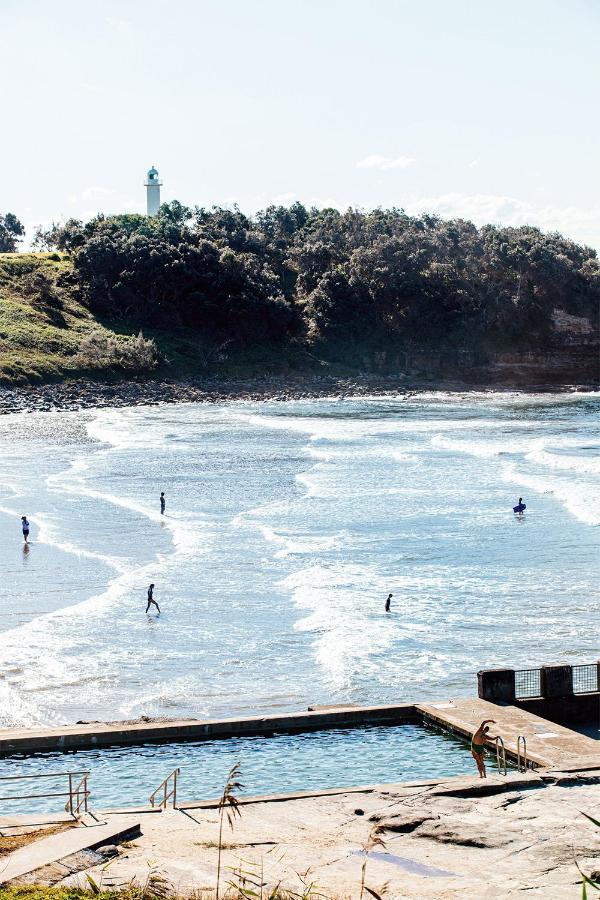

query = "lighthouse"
[145,165,162,216]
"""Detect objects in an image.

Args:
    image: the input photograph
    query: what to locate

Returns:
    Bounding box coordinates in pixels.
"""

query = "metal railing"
[514,668,541,699]
[517,735,528,773]
[495,736,507,775]
[65,772,90,815]
[572,664,599,694]
[0,770,90,818]
[149,767,180,809]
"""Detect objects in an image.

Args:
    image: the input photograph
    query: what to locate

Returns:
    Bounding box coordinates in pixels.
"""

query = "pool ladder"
[149,767,180,809]
[495,736,507,775]
[517,735,528,773]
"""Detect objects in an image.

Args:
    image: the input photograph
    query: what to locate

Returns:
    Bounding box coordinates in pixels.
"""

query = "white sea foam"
[501,462,600,526]
[1,393,597,724]
[431,433,518,458]
[526,446,600,476]
[240,412,530,443]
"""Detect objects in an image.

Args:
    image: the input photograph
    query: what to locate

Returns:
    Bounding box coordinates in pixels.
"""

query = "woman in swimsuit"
[470,719,498,778]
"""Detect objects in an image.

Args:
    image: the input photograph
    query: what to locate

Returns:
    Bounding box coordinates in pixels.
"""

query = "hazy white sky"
[3,0,600,249]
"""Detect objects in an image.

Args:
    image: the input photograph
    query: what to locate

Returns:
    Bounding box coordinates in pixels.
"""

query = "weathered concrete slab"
[417,697,600,769]
[0,703,418,754]
[0,817,140,885]
[57,776,600,897]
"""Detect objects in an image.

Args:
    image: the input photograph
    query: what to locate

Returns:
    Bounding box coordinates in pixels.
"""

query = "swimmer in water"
[146,583,160,615]
[470,719,499,778]
[21,516,30,544]
[385,593,393,612]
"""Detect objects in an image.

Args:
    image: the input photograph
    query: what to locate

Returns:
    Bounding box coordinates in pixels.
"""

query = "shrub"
[75,330,161,373]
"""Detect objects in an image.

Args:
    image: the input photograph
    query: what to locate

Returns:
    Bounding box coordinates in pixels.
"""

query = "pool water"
[0,724,475,813]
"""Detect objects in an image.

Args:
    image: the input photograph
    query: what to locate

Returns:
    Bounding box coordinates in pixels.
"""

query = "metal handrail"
[66,774,90,815]
[495,736,507,775]
[517,735,528,773]
[0,771,89,782]
[0,770,91,819]
[149,768,180,809]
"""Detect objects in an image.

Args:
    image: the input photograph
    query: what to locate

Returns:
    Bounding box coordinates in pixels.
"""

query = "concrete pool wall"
[2,696,599,775]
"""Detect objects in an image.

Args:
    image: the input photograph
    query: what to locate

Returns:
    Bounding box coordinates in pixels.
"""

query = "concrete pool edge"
[0,703,420,753]
[2,697,598,775]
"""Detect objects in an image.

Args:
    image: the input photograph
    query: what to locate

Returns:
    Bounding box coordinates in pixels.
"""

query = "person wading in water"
[160,492,166,515]
[385,593,393,612]
[146,583,160,615]
[21,516,30,544]
[471,719,499,778]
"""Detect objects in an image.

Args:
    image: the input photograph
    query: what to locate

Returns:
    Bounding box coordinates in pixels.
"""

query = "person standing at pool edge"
[160,492,166,515]
[146,583,160,615]
[471,719,498,778]
[21,516,29,543]
[385,593,393,612]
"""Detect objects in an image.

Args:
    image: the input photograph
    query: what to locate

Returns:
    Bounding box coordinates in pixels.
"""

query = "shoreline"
[0,373,595,415]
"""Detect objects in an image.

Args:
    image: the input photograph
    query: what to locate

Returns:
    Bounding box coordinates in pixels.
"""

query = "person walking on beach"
[385,593,393,612]
[160,492,166,515]
[470,719,498,778]
[146,583,160,615]
[21,516,30,544]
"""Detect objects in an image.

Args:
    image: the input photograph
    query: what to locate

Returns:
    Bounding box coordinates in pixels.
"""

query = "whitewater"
[0,391,598,727]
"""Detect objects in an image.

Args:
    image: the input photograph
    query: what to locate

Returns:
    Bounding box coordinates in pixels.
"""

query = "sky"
[2,0,600,250]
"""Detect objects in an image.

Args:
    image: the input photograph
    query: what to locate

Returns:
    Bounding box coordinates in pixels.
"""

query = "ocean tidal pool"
[0,723,476,813]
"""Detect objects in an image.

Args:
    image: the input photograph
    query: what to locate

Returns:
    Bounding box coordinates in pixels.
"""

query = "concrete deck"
[56,773,600,898]
[0,703,417,754]
[417,697,600,769]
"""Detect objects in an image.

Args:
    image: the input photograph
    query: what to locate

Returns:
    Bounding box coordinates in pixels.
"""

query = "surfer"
[470,719,498,778]
[146,583,161,615]
[385,593,393,612]
[160,492,166,515]
[514,496,526,516]
[21,516,30,544]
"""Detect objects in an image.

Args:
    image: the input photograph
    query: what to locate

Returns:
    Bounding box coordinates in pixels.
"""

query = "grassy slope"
[0,253,124,384]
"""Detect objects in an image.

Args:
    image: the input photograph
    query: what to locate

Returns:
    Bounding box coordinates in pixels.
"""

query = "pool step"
[0,816,141,886]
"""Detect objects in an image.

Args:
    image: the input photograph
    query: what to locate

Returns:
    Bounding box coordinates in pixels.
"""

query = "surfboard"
[513,503,526,513]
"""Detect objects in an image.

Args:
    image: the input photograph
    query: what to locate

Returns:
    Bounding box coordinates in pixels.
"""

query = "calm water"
[0,391,598,727]
[0,723,473,812]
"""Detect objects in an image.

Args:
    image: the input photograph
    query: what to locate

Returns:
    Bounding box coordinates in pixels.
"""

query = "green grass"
[0,254,162,385]
[0,892,125,900]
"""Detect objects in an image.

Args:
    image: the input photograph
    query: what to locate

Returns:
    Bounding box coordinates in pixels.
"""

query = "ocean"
[0,391,598,728]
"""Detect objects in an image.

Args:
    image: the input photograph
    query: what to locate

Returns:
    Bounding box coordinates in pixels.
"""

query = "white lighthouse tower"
[145,165,162,216]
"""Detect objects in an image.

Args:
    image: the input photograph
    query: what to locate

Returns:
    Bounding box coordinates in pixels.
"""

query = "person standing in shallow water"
[470,719,498,778]
[160,492,166,515]
[21,516,30,544]
[146,583,160,615]
[385,593,393,612]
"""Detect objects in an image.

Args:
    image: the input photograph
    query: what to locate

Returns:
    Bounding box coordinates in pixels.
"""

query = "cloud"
[271,192,296,206]
[356,154,416,171]
[82,186,111,200]
[106,16,133,37]
[404,192,600,251]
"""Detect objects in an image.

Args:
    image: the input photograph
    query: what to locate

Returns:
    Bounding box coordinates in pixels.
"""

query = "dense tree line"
[32,203,600,357]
